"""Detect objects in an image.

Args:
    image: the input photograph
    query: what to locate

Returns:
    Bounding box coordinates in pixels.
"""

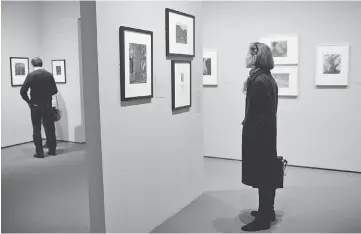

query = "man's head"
[31,57,43,68]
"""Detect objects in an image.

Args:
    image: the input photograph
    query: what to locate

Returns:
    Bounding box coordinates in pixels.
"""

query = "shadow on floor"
[21,141,84,158]
[213,209,284,233]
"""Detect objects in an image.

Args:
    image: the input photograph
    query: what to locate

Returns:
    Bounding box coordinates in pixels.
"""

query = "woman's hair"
[249,42,274,70]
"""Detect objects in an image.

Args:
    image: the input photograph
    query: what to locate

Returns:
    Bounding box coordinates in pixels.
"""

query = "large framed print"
[271,66,299,96]
[119,26,153,101]
[52,60,67,84]
[10,57,29,87]
[203,49,218,86]
[315,44,349,86]
[166,8,195,58]
[171,60,191,110]
[260,35,298,65]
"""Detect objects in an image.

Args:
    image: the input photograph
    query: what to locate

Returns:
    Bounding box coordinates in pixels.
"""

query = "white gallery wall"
[1,1,42,147]
[40,1,85,143]
[1,1,85,147]
[81,1,204,232]
[202,2,361,172]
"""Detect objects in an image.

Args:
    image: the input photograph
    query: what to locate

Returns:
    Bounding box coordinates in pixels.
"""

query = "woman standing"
[241,42,280,231]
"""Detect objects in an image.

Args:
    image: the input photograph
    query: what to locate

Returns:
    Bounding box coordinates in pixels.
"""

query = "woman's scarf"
[243,67,260,93]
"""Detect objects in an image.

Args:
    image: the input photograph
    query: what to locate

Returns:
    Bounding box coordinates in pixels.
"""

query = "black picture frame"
[119,26,154,101]
[10,57,29,87]
[171,60,192,110]
[51,59,67,84]
[165,8,195,58]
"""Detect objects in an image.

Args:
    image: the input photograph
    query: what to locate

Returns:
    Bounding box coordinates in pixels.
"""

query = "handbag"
[52,94,61,122]
[276,156,288,188]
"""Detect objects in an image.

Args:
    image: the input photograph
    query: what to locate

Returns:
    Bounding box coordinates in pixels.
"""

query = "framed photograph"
[315,44,349,86]
[271,66,299,96]
[52,60,66,84]
[171,60,192,110]
[166,8,195,57]
[119,26,153,101]
[10,57,29,87]
[260,35,298,65]
[203,49,218,86]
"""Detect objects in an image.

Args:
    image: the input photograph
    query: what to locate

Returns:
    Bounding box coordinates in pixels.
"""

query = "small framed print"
[52,60,66,84]
[119,26,153,101]
[10,57,29,87]
[271,66,299,96]
[260,35,299,65]
[315,44,349,87]
[171,60,192,110]
[203,49,218,86]
[166,8,195,57]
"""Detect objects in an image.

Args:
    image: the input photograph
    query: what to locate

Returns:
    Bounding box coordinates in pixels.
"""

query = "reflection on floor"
[1,142,90,233]
[2,144,361,233]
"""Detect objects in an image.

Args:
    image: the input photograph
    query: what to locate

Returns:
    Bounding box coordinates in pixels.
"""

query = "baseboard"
[288,164,361,175]
[1,140,35,149]
[204,155,361,174]
[204,155,242,162]
[57,140,86,144]
[1,139,86,149]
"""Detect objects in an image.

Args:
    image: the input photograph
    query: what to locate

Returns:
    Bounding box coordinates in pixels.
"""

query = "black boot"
[250,210,276,221]
[241,218,271,232]
[242,188,276,231]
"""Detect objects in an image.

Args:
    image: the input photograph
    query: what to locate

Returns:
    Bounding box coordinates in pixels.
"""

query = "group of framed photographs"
[119,12,351,105]
[260,35,300,96]
[260,34,350,97]
[10,57,67,87]
[119,8,195,110]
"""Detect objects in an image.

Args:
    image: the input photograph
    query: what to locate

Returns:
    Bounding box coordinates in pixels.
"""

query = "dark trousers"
[30,104,57,155]
[258,188,276,217]
[43,122,49,146]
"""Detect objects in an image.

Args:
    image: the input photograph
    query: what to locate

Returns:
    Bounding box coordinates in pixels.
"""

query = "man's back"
[20,69,58,105]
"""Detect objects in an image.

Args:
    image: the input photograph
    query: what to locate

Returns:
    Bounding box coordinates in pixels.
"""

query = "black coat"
[241,69,281,189]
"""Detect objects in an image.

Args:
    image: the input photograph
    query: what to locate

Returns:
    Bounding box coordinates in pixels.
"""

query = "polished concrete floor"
[1,142,90,233]
[153,157,361,233]
[2,143,361,233]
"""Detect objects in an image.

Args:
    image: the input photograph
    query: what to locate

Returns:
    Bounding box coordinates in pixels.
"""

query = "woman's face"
[245,50,255,68]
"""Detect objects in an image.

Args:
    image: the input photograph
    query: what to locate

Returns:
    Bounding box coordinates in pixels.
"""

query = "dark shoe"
[48,150,56,156]
[241,219,271,232]
[251,210,276,221]
[33,153,44,158]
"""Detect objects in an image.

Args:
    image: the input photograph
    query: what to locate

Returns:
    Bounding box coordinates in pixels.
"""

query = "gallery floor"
[2,142,361,233]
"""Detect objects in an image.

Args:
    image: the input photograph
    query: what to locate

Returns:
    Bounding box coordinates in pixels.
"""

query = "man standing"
[20,57,58,158]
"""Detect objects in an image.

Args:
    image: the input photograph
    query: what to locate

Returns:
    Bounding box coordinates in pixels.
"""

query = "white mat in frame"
[52,59,66,83]
[260,34,299,65]
[271,65,299,96]
[315,44,349,87]
[171,60,191,110]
